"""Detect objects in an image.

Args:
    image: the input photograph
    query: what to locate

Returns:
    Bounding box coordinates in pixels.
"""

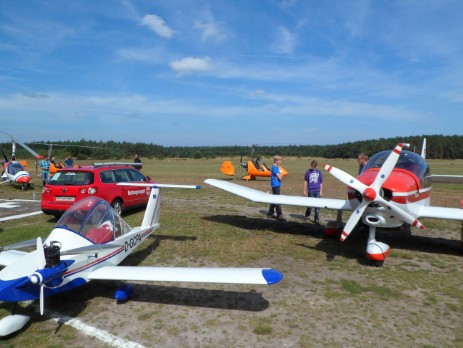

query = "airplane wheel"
[371,260,384,267]
[111,199,123,216]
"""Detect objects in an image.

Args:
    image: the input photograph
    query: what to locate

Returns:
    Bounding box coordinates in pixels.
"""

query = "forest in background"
[1,134,462,161]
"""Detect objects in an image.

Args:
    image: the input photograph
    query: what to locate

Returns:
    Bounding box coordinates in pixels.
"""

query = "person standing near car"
[133,154,143,171]
[303,160,323,223]
[64,155,74,168]
[267,155,285,221]
[40,155,51,186]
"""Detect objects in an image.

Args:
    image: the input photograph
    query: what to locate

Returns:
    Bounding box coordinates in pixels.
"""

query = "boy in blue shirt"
[267,155,285,221]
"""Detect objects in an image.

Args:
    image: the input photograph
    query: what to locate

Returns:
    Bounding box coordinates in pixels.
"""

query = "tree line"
[1,134,462,160]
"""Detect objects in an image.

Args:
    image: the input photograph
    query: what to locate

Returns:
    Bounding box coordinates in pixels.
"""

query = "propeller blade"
[376,196,424,229]
[371,143,409,192]
[36,237,46,269]
[323,164,368,193]
[40,285,44,315]
[340,200,369,241]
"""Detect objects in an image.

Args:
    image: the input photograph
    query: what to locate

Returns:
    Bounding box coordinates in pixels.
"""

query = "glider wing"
[88,266,283,285]
[0,250,28,267]
[205,179,351,210]
[414,205,463,221]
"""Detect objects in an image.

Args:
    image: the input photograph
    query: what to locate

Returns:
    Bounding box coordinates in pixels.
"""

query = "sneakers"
[267,213,286,221]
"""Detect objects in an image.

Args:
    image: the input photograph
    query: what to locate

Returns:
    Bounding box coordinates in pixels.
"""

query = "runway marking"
[51,313,146,348]
[29,304,146,348]
[0,211,43,222]
[0,202,21,209]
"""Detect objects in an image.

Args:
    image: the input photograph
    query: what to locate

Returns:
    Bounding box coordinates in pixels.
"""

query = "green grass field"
[1,156,463,347]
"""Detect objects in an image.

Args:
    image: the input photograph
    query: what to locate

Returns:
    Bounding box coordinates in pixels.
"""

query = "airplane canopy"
[364,150,430,179]
[7,162,26,175]
[56,197,129,243]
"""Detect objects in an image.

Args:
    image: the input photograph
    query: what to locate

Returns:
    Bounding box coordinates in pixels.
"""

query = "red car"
[41,163,153,217]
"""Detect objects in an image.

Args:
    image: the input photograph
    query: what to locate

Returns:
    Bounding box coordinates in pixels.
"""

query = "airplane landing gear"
[365,226,391,267]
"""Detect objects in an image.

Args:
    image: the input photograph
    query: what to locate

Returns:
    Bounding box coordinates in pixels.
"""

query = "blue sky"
[1,1,462,146]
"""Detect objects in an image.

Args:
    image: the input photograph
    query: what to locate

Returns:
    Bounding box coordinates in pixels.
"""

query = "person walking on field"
[267,155,286,221]
[304,160,323,223]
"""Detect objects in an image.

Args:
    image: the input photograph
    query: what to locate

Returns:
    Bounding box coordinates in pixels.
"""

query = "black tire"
[111,199,123,215]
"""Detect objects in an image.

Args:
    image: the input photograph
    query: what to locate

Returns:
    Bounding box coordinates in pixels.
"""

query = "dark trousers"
[305,190,320,219]
[268,186,282,216]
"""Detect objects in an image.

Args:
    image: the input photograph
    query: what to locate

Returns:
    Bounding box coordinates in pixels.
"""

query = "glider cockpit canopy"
[56,197,131,243]
[364,150,430,180]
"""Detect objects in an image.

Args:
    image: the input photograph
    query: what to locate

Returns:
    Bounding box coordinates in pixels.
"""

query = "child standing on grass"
[303,160,323,223]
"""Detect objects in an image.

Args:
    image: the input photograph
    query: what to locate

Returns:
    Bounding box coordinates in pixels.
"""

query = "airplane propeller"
[20,237,120,315]
[30,237,47,315]
[324,143,424,242]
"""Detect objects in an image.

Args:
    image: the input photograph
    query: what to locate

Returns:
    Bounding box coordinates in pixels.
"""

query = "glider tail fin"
[421,138,427,159]
[142,187,162,229]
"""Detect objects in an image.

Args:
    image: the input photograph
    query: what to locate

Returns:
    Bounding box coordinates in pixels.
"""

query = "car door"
[112,168,144,208]
[126,168,151,205]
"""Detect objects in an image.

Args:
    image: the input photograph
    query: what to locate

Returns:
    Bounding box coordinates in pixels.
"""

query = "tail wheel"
[111,199,123,215]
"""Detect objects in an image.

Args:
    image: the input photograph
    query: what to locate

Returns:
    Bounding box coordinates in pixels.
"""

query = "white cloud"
[195,20,226,42]
[117,48,164,64]
[141,14,175,38]
[270,26,296,55]
[169,57,215,76]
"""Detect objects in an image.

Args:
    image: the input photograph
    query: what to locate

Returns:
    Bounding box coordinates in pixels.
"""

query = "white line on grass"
[0,211,42,222]
[29,304,145,348]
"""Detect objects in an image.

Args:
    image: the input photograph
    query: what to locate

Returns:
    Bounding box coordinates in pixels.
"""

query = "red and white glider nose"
[16,175,31,184]
[324,143,424,242]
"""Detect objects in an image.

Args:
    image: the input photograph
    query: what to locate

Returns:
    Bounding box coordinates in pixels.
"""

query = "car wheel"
[111,199,123,215]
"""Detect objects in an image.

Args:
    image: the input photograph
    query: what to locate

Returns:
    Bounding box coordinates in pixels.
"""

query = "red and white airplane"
[1,131,42,190]
[206,142,463,266]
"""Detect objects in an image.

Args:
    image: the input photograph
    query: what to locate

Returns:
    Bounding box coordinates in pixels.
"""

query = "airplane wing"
[428,175,463,184]
[204,179,351,210]
[88,266,282,285]
[414,205,463,221]
[0,250,28,267]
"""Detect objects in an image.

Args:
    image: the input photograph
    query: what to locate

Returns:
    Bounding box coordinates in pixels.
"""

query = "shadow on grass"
[204,214,463,263]
[203,214,325,238]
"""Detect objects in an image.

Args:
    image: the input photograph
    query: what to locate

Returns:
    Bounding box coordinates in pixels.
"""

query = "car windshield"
[48,171,94,185]
[363,150,430,179]
[7,162,25,175]
[55,197,130,243]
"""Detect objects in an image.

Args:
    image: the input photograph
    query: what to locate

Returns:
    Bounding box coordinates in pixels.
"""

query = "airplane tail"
[142,188,162,229]
[421,138,427,159]
[220,161,235,176]
[118,183,201,229]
